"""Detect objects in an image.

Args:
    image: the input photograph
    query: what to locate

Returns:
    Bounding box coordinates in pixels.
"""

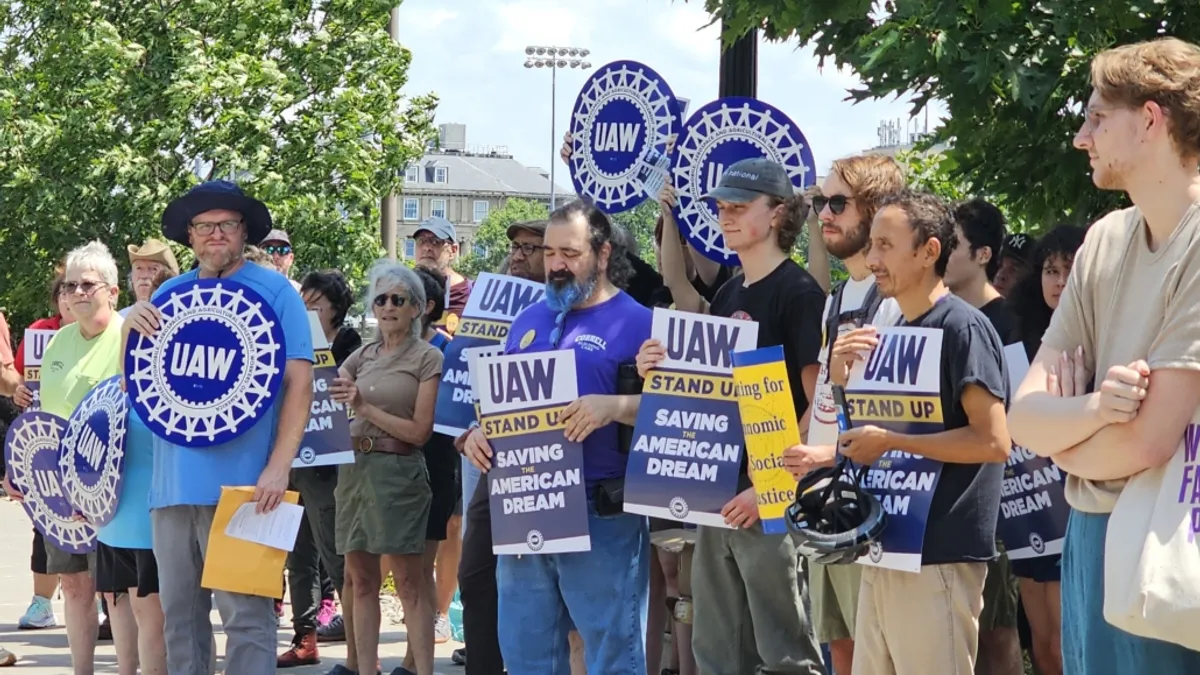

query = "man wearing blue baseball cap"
[124,180,315,675]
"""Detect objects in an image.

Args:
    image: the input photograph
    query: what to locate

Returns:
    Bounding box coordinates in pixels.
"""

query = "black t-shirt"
[648,265,735,308]
[903,294,1009,565]
[978,297,1020,345]
[709,259,826,488]
[331,326,363,367]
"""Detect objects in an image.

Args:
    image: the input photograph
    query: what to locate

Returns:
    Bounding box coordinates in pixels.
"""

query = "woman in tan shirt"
[331,261,443,675]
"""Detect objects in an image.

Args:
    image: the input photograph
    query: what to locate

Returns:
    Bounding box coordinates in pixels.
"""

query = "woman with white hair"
[7,240,123,675]
[330,260,443,675]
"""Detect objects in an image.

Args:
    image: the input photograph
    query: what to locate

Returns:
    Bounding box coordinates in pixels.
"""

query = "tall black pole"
[718,19,758,98]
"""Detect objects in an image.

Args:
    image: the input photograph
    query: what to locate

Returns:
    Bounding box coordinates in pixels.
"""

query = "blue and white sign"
[59,375,127,526]
[294,311,352,468]
[4,411,96,554]
[671,97,817,265]
[125,279,286,447]
[22,328,56,412]
[568,60,682,214]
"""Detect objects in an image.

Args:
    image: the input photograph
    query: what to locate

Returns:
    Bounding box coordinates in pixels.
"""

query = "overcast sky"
[397,0,945,187]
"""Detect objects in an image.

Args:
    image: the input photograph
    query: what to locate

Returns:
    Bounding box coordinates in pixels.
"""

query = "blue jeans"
[1062,509,1200,674]
[496,504,649,675]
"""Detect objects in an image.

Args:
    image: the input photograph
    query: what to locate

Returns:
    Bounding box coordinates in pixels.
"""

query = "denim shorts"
[1062,509,1200,674]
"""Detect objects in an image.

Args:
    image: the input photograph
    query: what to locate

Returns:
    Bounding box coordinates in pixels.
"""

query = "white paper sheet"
[224,502,305,552]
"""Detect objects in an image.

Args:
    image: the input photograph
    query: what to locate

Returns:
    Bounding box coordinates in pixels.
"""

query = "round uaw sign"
[671,97,816,265]
[59,375,128,526]
[569,60,682,214]
[125,279,286,448]
[4,411,97,554]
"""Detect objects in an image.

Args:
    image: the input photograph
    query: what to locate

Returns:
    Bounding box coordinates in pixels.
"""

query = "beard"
[545,263,599,312]
[198,246,240,273]
[825,220,871,260]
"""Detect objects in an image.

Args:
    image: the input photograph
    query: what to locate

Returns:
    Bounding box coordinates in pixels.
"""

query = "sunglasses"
[372,293,408,308]
[812,194,853,215]
[264,245,292,256]
[62,281,107,295]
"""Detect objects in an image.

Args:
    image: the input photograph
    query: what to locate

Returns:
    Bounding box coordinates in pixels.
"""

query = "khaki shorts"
[811,561,861,642]
[335,450,431,556]
[979,550,1018,630]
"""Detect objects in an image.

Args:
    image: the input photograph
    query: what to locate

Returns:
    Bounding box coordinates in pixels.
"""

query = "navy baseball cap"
[703,157,794,203]
[162,180,273,246]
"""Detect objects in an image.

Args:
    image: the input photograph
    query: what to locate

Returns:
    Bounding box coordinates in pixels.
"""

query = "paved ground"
[0,500,463,673]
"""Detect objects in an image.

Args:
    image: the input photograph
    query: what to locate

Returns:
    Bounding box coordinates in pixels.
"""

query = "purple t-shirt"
[504,290,651,485]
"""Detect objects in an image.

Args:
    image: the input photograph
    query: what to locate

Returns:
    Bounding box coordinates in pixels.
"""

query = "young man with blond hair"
[1009,37,1200,672]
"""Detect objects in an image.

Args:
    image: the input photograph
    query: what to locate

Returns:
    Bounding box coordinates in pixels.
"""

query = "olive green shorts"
[810,561,862,643]
[979,547,1019,630]
[335,450,431,557]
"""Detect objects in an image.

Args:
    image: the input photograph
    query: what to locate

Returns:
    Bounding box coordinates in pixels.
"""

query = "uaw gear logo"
[59,375,128,526]
[5,412,97,554]
[125,279,286,448]
[668,496,690,519]
[1029,531,1046,555]
[868,541,885,564]
[569,60,682,214]
[526,529,546,552]
[298,446,317,464]
[671,97,816,266]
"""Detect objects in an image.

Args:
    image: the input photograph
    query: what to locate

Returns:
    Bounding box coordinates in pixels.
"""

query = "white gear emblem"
[125,280,285,447]
[671,97,815,265]
[526,529,545,552]
[59,375,128,525]
[668,496,690,519]
[6,412,96,552]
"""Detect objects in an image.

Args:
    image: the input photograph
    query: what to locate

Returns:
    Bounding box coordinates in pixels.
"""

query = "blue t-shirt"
[148,263,314,508]
[504,290,650,485]
[97,407,154,549]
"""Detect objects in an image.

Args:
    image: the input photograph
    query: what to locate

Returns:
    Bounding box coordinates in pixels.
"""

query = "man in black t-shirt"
[637,158,826,675]
[944,197,1023,675]
[835,190,1011,674]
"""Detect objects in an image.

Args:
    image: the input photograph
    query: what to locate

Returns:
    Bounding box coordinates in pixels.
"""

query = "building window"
[434,166,448,184]
[474,243,488,257]
[431,199,447,219]
[473,200,490,222]
[405,165,419,183]
[405,238,416,259]
[403,198,419,221]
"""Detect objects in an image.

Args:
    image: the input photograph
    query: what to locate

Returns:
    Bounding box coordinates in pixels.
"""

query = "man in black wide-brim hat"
[124,180,316,675]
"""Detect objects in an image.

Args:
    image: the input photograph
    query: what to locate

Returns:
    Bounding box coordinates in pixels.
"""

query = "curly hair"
[767,192,810,252]
[829,154,907,229]
[300,269,354,328]
[1011,225,1086,356]
[549,200,634,289]
[877,190,957,277]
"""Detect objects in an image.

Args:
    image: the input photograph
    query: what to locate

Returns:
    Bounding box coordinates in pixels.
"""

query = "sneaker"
[0,647,16,667]
[388,668,416,675]
[317,614,345,643]
[434,613,452,644]
[316,599,337,628]
[17,596,56,629]
[451,648,467,666]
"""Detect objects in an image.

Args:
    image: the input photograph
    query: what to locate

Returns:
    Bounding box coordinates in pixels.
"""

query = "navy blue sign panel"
[569,60,682,214]
[5,411,97,554]
[671,97,817,266]
[125,279,286,447]
[59,375,128,526]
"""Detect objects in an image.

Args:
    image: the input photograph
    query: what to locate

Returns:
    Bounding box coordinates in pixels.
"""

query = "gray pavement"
[0,500,463,673]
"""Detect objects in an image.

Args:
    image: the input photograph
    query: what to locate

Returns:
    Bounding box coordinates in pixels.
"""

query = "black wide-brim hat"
[161,180,273,246]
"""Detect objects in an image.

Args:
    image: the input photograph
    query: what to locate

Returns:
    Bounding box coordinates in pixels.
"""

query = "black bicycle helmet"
[787,458,887,565]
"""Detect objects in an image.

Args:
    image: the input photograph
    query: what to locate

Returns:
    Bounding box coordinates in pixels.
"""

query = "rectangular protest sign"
[434,273,544,438]
[997,344,1068,559]
[624,309,758,527]
[730,345,803,535]
[845,326,944,573]
[294,311,352,468]
[478,350,589,555]
[23,329,56,412]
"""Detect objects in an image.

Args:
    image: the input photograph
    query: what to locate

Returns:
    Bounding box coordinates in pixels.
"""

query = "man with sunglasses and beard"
[462,200,651,675]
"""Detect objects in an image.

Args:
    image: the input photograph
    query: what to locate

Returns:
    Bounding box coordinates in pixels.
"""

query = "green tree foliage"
[702,0,1195,231]
[612,199,661,268]
[457,198,549,279]
[0,0,437,330]
[896,150,1032,233]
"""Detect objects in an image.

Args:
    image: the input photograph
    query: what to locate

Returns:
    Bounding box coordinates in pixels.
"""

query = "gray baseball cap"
[414,216,457,243]
[703,157,794,203]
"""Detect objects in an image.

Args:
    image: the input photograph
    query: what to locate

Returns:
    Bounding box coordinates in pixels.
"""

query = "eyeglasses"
[812,195,853,216]
[510,242,546,257]
[373,293,408,308]
[190,220,243,236]
[264,245,292,256]
[415,236,449,249]
[63,281,107,295]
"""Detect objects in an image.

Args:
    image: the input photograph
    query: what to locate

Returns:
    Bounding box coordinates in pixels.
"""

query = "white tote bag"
[1103,433,1200,649]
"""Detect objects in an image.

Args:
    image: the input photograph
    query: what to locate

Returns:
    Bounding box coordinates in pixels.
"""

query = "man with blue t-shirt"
[463,200,652,675]
[123,180,315,675]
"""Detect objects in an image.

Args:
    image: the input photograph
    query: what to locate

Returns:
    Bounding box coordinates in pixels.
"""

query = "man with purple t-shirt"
[463,200,652,675]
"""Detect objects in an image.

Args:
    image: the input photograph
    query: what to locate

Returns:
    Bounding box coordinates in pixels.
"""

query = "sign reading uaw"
[125,279,286,447]
[5,411,96,554]
[59,375,128,526]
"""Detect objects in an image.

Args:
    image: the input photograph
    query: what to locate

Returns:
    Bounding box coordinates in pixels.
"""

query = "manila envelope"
[201,486,300,598]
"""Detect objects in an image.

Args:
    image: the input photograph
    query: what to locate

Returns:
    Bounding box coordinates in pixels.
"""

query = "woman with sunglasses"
[330,260,443,675]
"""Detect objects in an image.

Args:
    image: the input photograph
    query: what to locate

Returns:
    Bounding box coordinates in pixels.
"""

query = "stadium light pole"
[524,46,592,211]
